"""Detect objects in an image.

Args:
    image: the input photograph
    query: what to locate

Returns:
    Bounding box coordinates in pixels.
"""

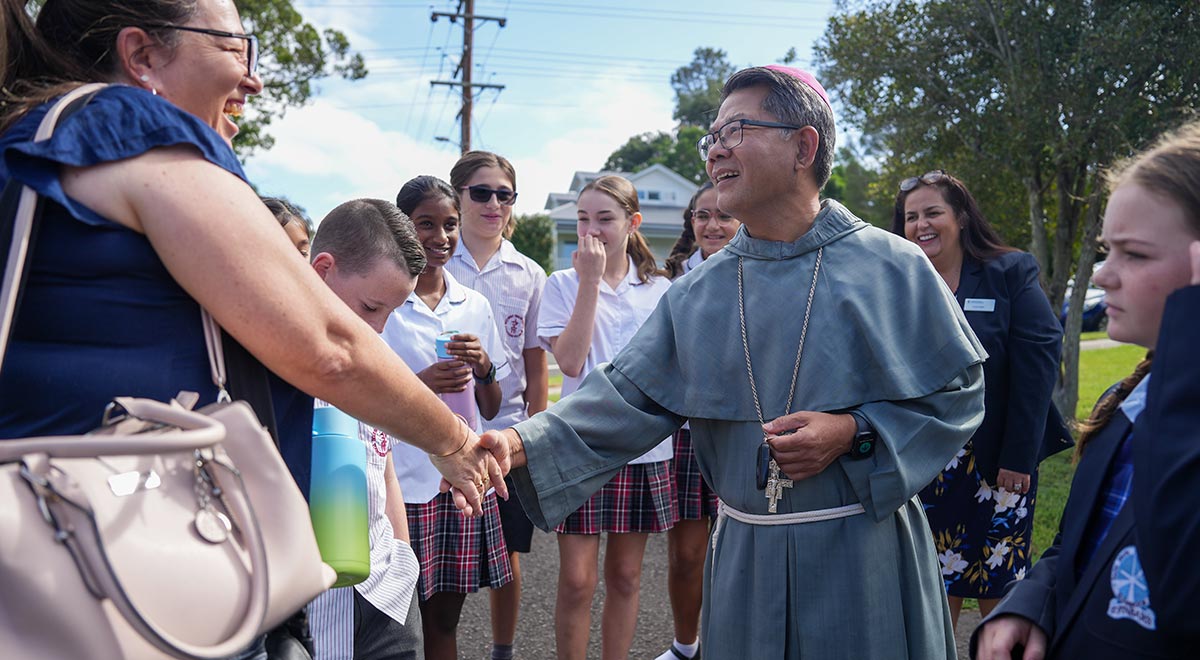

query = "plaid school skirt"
[555,461,678,535]
[672,428,720,520]
[406,490,512,601]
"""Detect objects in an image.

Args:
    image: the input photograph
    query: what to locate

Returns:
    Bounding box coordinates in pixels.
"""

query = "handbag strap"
[201,310,233,402]
[0,82,107,374]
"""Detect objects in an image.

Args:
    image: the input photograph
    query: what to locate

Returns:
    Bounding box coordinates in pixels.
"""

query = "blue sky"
[244,0,838,223]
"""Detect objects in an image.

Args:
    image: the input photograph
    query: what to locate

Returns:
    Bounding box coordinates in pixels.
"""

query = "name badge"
[964,298,996,312]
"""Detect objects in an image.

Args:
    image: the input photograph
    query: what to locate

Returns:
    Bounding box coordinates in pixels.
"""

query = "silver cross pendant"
[764,459,793,513]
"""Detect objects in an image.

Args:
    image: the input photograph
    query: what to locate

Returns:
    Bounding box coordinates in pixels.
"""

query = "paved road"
[453,528,981,659]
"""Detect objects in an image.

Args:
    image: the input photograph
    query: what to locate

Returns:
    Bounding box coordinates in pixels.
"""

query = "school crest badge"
[369,427,390,457]
[505,313,524,338]
[1107,545,1156,630]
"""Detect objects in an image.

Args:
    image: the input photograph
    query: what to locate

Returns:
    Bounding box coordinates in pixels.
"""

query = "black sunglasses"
[461,185,517,206]
[147,24,259,77]
[898,170,948,192]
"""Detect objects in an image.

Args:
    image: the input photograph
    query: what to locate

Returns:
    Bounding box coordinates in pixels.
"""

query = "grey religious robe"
[511,200,986,659]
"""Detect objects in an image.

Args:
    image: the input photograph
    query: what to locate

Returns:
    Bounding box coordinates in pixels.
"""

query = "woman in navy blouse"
[0,3,500,525]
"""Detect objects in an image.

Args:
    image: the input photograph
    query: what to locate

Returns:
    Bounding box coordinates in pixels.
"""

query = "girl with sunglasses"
[445,152,548,660]
[539,175,676,659]
[892,171,1071,628]
[973,120,1200,660]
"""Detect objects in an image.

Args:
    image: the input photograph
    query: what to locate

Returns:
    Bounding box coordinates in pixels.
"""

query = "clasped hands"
[428,427,518,517]
[762,410,858,481]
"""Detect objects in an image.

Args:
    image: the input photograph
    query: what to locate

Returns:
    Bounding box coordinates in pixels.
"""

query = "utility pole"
[431,0,506,154]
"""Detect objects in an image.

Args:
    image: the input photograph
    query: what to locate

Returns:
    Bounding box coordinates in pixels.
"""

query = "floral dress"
[921,438,1037,598]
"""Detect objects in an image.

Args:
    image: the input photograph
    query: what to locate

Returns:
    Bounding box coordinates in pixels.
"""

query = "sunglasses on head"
[898,170,949,192]
[461,185,518,206]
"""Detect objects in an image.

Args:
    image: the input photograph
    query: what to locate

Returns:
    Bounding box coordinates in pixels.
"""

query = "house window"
[647,190,661,201]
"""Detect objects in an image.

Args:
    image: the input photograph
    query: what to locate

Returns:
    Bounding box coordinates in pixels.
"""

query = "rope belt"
[718,500,865,526]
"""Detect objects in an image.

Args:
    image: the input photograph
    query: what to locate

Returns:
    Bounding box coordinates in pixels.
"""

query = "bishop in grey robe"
[508,199,984,658]
[484,65,986,659]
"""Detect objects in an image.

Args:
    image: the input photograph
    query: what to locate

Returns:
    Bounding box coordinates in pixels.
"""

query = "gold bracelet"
[434,414,471,457]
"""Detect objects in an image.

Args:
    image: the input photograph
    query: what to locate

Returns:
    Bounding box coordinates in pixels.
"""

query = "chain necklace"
[738,246,823,512]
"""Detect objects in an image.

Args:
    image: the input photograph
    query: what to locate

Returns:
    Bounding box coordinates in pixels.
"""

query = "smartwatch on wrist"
[474,362,497,385]
[847,410,876,460]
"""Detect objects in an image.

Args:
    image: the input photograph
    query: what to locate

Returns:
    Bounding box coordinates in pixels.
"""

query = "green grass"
[1031,343,1145,562]
[549,373,562,403]
[1080,330,1109,342]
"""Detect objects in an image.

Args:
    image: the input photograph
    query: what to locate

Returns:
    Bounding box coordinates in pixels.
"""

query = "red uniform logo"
[369,428,390,456]
[505,314,524,338]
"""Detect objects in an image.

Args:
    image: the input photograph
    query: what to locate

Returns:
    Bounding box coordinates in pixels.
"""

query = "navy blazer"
[972,285,1200,658]
[956,251,1071,483]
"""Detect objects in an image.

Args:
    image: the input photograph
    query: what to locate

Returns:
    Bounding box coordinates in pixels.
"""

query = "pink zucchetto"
[763,64,831,110]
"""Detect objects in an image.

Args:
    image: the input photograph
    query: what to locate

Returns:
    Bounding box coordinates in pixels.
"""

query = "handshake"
[428,428,522,517]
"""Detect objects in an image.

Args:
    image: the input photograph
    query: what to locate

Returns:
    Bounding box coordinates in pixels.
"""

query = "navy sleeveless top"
[0,86,312,495]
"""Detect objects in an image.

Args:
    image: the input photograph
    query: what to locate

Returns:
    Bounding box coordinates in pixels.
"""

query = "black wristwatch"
[846,410,876,460]
[474,362,498,385]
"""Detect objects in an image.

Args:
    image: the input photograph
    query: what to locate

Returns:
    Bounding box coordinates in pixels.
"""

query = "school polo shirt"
[446,239,547,431]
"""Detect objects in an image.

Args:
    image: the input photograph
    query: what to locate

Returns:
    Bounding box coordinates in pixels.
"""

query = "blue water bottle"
[435,331,478,431]
[310,406,370,587]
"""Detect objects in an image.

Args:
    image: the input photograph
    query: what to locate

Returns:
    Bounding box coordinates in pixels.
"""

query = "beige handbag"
[0,84,335,659]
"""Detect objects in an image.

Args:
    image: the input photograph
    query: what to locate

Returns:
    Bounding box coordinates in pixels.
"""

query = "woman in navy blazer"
[974,121,1200,659]
[893,171,1072,627]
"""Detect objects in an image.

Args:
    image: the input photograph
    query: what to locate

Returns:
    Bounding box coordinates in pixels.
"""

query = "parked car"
[1060,262,1107,332]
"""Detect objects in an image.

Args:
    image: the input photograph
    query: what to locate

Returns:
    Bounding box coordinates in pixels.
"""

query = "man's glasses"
[148,25,259,77]
[690,210,737,226]
[898,170,948,192]
[461,185,518,206]
[697,118,804,161]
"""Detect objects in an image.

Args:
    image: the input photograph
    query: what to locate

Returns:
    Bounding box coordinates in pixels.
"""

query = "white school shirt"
[446,238,547,431]
[681,248,704,274]
[381,270,511,503]
[539,257,673,464]
[308,400,420,660]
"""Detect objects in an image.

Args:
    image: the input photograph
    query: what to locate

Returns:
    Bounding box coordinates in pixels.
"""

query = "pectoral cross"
[764,458,793,513]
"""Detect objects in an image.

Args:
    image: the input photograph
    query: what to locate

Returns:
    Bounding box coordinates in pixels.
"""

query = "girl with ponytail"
[975,120,1200,659]
[536,174,676,659]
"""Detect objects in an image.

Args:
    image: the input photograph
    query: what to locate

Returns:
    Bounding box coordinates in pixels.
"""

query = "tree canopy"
[670,47,735,127]
[511,213,554,274]
[602,48,737,181]
[603,126,708,183]
[235,0,367,155]
[815,0,1200,416]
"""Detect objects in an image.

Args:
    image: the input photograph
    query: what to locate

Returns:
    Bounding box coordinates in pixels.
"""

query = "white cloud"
[246,71,675,223]
[246,99,461,223]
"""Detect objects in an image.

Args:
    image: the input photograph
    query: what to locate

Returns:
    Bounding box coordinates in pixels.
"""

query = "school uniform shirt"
[308,400,420,660]
[446,239,547,431]
[381,270,510,503]
[538,257,672,464]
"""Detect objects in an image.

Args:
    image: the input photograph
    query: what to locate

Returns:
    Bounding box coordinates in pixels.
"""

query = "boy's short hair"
[312,199,426,277]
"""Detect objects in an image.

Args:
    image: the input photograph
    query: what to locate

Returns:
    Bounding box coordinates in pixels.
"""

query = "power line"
[429,0,508,152]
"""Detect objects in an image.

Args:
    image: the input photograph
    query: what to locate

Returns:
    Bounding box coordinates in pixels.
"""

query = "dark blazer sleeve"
[997,252,1064,474]
[1130,284,1200,637]
[970,534,1060,657]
